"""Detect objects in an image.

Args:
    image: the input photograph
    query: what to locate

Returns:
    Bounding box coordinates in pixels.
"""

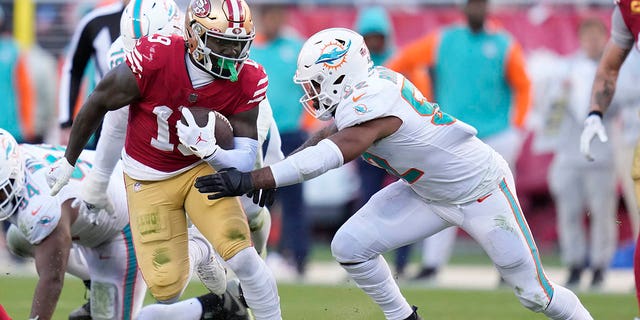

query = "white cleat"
[196,252,227,295]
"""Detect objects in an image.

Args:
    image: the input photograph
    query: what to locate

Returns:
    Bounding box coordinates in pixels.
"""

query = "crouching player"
[0,129,146,320]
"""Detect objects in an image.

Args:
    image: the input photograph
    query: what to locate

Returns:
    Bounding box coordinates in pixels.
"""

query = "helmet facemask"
[0,177,24,220]
[295,72,346,121]
[188,21,253,81]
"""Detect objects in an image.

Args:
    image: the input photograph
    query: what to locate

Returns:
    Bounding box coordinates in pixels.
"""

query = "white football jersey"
[9,144,129,247]
[334,67,506,204]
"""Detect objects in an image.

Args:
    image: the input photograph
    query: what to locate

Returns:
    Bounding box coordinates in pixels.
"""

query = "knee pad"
[331,229,363,264]
[485,227,529,269]
[90,281,117,320]
[6,224,34,258]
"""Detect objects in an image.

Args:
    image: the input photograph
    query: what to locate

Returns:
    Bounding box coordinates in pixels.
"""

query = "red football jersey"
[619,0,640,46]
[124,34,268,173]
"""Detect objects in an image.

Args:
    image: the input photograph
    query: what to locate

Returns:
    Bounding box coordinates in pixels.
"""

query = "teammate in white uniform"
[195,28,593,320]
[0,129,146,320]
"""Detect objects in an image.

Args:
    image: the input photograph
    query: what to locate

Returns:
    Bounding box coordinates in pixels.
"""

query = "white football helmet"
[184,0,255,81]
[294,28,373,121]
[120,0,182,52]
[0,129,25,221]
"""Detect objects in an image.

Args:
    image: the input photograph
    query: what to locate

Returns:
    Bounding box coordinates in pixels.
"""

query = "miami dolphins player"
[0,128,147,320]
[195,28,594,320]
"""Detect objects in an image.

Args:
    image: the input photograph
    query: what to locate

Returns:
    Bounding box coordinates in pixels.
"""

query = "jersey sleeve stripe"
[248,96,265,104]
[257,75,268,86]
[253,86,267,97]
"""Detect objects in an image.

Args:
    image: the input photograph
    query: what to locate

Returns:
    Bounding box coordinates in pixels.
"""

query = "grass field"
[0,275,636,320]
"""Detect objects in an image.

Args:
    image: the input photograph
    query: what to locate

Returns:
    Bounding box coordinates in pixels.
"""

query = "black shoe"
[591,268,604,289]
[68,301,91,320]
[403,305,423,320]
[412,267,438,281]
[565,267,583,287]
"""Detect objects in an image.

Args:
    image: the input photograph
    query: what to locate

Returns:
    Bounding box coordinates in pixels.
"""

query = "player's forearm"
[589,70,618,114]
[30,275,65,320]
[290,123,337,155]
[65,103,107,165]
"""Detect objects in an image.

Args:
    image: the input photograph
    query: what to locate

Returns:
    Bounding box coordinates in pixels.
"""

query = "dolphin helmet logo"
[315,40,351,70]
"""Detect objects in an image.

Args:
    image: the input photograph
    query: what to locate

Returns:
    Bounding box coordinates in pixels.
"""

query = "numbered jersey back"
[123,34,268,179]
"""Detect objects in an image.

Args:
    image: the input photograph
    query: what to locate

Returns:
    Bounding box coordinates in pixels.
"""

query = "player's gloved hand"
[46,157,75,196]
[195,167,254,200]
[580,112,608,161]
[246,188,276,207]
[81,175,115,216]
[71,198,101,225]
[177,107,219,159]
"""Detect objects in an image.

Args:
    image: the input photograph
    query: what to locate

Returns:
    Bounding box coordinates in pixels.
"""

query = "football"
[180,106,235,150]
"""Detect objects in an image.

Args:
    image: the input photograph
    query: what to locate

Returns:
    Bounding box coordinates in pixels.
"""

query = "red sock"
[635,234,640,315]
[0,304,11,320]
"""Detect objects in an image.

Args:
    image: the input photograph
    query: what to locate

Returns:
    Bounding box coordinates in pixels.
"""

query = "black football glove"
[246,188,277,207]
[195,167,254,200]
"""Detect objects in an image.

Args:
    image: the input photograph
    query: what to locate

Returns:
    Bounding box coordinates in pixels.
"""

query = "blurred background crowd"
[0,0,638,291]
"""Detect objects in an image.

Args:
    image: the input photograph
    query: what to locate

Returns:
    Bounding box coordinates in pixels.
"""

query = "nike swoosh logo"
[31,206,43,216]
[477,193,492,203]
[352,93,366,102]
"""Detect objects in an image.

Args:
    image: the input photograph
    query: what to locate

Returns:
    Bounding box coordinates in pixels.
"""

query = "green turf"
[1,276,635,320]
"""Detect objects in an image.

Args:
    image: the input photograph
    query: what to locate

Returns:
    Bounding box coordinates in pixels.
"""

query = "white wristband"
[270,139,344,187]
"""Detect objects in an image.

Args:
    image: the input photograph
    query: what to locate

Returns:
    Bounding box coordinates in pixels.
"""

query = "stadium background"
[0,0,637,319]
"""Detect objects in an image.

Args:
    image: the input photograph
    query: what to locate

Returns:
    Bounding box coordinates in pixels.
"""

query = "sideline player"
[579,0,640,318]
[45,0,281,319]
[196,28,593,320]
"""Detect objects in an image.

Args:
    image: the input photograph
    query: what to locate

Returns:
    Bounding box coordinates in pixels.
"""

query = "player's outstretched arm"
[196,116,401,200]
[29,200,77,320]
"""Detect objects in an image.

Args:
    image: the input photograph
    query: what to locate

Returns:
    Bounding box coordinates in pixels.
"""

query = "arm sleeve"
[58,19,96,128]
[386,31,438,74]
[505,41,532,128]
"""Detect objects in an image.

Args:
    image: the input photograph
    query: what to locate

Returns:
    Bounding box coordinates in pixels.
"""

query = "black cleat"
[403,305,423,320]
[199,281,251,320]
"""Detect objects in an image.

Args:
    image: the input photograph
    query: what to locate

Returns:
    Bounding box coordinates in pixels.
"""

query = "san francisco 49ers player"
[44,0,281,318]
[0,129,147,320]
[196,28,593,320]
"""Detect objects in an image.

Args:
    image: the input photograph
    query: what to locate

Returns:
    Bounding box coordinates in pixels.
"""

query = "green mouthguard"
[218,59,239,82]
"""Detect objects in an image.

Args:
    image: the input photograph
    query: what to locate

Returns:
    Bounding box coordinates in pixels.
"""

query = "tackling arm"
[195,116,401,198]
[30,199,78,320]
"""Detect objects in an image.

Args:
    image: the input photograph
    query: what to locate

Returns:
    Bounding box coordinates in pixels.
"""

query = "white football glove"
[176,108,219,159]
[580,113,608,161]
[81,174,115,216]
[46,157,75,196]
